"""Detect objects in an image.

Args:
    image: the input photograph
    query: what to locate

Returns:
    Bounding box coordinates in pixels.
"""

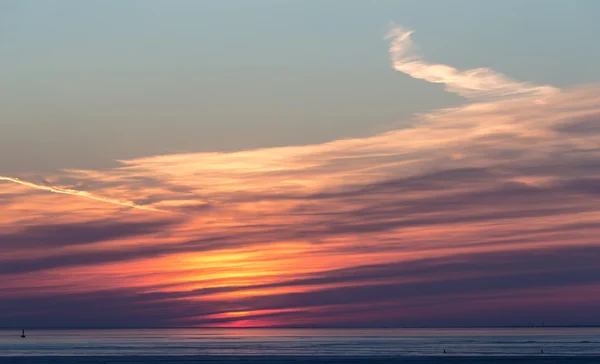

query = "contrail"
[0,176,165,213]
[385,24,558,101]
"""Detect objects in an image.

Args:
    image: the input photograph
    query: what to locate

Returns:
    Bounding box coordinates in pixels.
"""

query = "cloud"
[4,245,599,328]
[0,176,165,212]
[385,24,559,101]
[1,24,600,327]
[0,219,176,250]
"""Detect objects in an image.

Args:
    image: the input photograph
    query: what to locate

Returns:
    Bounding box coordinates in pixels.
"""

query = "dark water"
[1,328,599,363]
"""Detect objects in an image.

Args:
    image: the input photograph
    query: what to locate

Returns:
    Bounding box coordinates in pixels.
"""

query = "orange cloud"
[1,25,600,328]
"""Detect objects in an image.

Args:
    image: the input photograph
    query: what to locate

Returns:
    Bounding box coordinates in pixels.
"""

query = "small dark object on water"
[20,329,25,338]
[541,349,544,354]
[443,349,447,354]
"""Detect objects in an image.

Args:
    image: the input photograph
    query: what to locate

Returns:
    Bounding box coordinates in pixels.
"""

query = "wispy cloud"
[386,24,558,101]
[0,176,165,212]
[1,24,600,327]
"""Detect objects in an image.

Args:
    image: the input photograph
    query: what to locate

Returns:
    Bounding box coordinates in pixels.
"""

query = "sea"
[1,328,599,363]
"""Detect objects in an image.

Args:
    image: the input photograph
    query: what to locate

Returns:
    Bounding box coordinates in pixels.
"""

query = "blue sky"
[2,0,598,173]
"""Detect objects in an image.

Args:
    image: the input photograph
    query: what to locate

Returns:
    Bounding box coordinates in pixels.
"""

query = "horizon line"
[2,325,600,330]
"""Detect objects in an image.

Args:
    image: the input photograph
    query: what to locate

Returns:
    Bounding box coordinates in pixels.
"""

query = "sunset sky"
[2,0,600,328]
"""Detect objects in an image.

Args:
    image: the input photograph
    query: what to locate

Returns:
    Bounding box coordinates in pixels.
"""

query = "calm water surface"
[1,328,599,357]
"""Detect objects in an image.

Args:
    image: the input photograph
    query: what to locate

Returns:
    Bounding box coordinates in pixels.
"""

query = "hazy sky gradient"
[2,0,599,172]
[1,1,600,328]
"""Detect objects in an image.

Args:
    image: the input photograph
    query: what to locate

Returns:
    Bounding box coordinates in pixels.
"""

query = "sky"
[1,0,600,328]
